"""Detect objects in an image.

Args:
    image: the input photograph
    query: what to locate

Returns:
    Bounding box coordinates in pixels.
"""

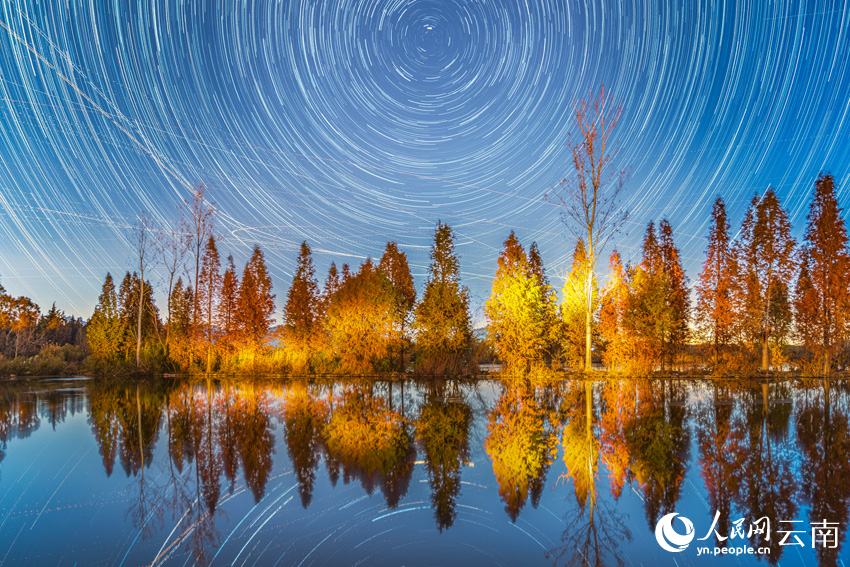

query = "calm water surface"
[0,377,847,567]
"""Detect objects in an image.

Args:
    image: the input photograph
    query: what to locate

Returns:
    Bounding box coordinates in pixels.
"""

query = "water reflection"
[2,377,850,566]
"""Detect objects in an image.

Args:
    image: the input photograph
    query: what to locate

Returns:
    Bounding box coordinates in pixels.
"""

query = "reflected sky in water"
[0,377,847,566]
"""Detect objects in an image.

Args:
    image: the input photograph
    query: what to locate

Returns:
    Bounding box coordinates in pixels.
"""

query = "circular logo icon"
[655,513,695,553]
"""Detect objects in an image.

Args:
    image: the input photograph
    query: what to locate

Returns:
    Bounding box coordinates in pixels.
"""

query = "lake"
[0,376,846,566]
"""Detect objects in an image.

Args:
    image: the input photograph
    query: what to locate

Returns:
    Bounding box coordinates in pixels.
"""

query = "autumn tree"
[528,242,560,364]
[598,250,630,370]
[623,222,674,373]
[283,242,322,369]
[735,189,796,371]
[658,220,689,368]
[485,232,556,374]
[87,273,123,362]
[117,272,161,363]
[197,235,222,372]
[794,174,850,375]
[167,278,194,369]
[325,259,396,373]
[561,240,598,370]
[236,246,275,356]
[218,256,239,352]
[549,86,628,372]
[379,241,416,371]
[695,197,739,368]
[414,222,473,374]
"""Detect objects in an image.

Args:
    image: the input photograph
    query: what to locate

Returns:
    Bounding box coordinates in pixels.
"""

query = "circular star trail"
[0,0,848,318]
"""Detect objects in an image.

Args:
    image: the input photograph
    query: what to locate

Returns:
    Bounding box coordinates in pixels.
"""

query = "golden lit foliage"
[485,232,556,374]
[598,251,630,371]
[560,240,599,370]
[325,259,396,373]
[485,385,557,521]
[414,222,473,373]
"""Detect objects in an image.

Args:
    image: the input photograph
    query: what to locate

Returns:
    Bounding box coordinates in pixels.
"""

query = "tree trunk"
[761,336,769,372]
[136,277,144,368]
[584,270,593,373]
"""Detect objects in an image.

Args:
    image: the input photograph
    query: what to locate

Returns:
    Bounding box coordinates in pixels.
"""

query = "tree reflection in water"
[6,377,850,566]
[797,379,850,567]
[282,380,329,508]
[416,379,472,531]
[549,380,631,567]
[323,382,415,508]
[485,381,558,521]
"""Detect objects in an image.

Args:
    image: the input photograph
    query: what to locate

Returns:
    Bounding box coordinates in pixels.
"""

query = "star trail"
[0,0,848,319]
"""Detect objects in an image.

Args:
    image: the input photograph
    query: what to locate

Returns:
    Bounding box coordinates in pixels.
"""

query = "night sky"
[0,0,848,323]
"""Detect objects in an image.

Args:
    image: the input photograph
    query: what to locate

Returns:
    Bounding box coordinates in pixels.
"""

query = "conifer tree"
[197,235,222,372]
[325,258,396,372]
[658,219,689,369]
[322,262,341,313]
[529,242,560,359]
[283,242,322,366]
[485,232,553,373]
[168,278,194,369]
[735,189,796,370]
[116,272,160,363]
[794,174,850,375]
[379,242,416,371]
[624,222,674,373]
[87,273,123,361]
[236,246,276,349]
[219,256,239,348]
[414,222,473,373]
[695,198,738,368]
[599,250,630,370]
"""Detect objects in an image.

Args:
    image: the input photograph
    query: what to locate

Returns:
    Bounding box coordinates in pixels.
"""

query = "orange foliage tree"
[695,197,740,369]
[794,174,850,375]
[734,189,796,371]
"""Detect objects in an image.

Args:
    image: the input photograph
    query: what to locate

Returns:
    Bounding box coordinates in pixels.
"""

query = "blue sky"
[0,0,848,322]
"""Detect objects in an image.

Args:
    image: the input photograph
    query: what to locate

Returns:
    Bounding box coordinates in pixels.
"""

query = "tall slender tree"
[794,174,850,375]
[197,235,222,372]
[548,86,628,372]
[132,213,154,367]
[379,242,416,371]
[695,198,738,368]
[236,246,276,349]
[185,185,216,337]
[561,240,598,369]
[218,256,239,358]
[88,273,122,362]
[735,189,796,371]
[283,242,322,366]
[658,219,689,369]
[414,222,473,373]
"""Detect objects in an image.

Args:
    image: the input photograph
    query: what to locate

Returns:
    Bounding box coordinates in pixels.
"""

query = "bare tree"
[132,212,154,367]
[548,86,628,372]
[184,185,216,344]
[157,216,190,342]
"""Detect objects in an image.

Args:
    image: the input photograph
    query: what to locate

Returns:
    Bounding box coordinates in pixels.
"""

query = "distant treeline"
[0,174,848,377]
